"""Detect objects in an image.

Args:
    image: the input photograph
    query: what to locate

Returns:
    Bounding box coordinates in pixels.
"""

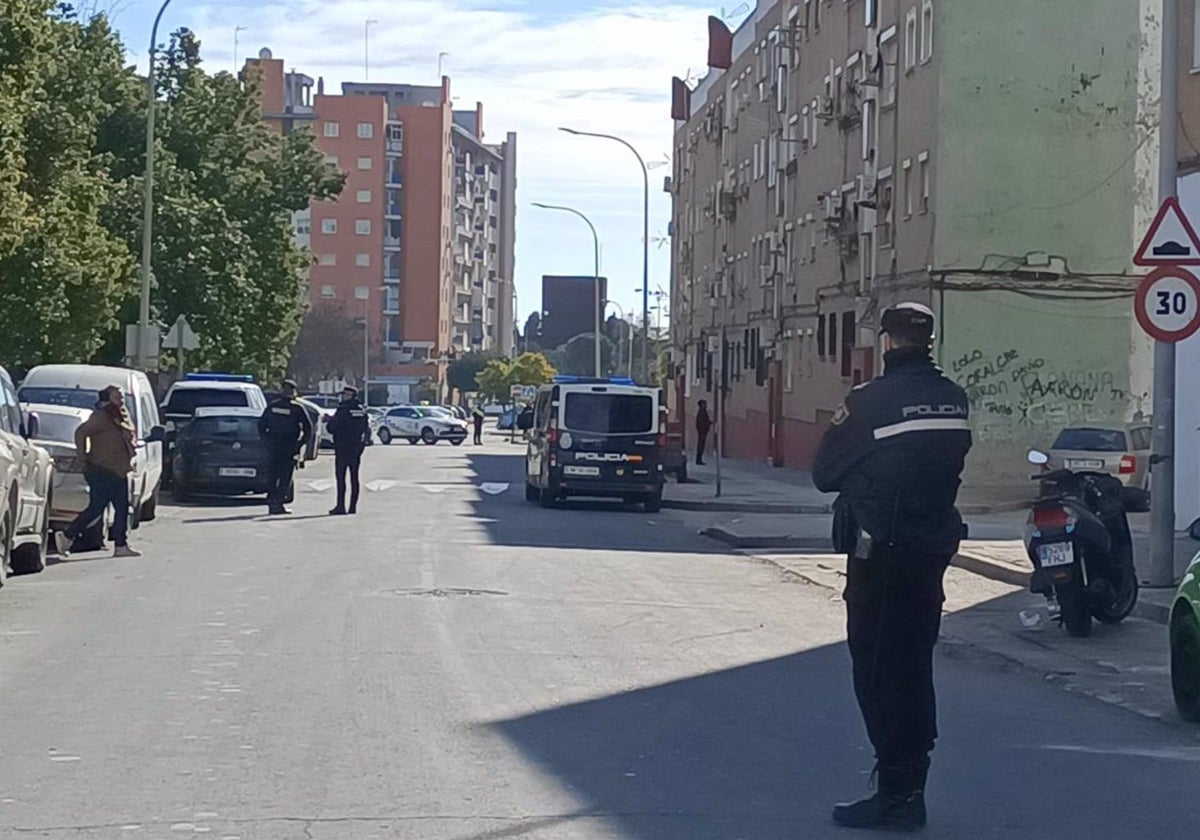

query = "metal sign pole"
[1149,0,1179,587]
[715,325,725,498]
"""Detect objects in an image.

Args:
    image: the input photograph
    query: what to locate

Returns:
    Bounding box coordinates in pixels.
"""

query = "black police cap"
[880,302,935,342]
[281,379,298,390]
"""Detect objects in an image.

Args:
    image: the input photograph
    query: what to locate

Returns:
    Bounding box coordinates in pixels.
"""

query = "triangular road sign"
[1134,196,1200,266]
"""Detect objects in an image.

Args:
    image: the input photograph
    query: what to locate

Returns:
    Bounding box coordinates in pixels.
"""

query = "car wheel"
[525,482,539,502]
[643,490,663,514]
[140,484,160,522]
[0,505,12,586]
[1171,607,1200,722]
[11,497,50,575]
[451,438,464,447]
[422,428,438,445]
[379,427,393,445]
[171,480,191,504]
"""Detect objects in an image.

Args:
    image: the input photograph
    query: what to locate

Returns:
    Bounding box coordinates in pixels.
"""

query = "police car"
[519,377,665,512]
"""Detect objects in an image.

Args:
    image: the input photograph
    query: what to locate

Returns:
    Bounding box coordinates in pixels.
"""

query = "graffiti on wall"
[948,347,1140,442]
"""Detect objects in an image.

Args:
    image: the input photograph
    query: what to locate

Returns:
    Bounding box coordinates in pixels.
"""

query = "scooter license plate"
[1037,542,1075,568]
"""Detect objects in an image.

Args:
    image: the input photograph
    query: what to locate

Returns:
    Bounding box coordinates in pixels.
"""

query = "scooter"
[1022,450,1139,638]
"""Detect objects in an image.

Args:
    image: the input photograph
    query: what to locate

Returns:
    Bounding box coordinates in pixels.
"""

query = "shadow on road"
[487,635,1198,839]
[464,451,724,555]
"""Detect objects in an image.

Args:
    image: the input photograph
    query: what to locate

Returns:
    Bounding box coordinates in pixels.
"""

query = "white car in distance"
[377,406,468,446]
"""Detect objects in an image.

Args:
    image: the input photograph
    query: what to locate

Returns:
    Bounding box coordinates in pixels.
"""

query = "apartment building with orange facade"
[244,49,517,402]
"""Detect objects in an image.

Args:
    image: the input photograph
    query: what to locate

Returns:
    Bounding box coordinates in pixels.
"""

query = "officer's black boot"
[832,756,929,832]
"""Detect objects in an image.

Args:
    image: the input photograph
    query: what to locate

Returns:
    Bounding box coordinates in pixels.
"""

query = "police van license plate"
[563,466,600,477]
[1037,542,1074,568]
[219,467,257,478]
[1066,459,1104,470]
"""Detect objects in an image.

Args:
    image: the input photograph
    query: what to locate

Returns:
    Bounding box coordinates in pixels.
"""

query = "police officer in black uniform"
[327,385,369,516]
[813,302,972,832]
[258,379,312,515]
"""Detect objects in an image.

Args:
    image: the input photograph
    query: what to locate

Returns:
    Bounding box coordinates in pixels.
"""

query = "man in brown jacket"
[55,386,141,558]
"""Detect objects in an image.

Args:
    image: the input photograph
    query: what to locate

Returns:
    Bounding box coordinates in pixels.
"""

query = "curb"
[699,526,834,551]
[950,550,1031,588]
[958,500,1033,516]
[951,551,1171,627]
[666,498,1031,516]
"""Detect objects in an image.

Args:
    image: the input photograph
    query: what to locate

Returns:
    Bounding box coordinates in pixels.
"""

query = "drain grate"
[391,587,509,598]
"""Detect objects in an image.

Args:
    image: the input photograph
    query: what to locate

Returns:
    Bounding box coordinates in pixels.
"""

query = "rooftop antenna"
[721,3,751,21]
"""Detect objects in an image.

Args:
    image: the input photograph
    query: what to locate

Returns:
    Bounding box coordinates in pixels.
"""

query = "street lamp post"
[532,202,601,377]
[233,25,247,72]
[365,19,379,80]
[559,127,650,383]
[136,0,176,371]
[603,300,635,378]
[355,286,370,406]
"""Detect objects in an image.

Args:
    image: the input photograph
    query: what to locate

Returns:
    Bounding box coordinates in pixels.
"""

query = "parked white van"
[18,365,165,532]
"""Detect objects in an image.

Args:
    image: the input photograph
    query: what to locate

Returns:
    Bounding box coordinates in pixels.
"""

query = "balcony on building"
[386,122,404,156]
[384,220,402,250]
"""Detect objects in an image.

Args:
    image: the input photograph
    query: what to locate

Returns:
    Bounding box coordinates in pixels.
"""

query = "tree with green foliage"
[448,351,500,397]
[98,28,343,378]
[508,352,556,388]
[288,302,363,388]
[474,352,555,405]
[0,6,342,375]
[0,2,136,367]
[475,358,512,405]
[549,333,618,377]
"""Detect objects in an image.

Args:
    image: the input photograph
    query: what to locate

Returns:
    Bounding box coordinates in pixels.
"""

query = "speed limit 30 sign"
[1134,265,1200,343]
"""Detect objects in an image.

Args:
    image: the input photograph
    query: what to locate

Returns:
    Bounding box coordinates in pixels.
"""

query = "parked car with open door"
[0,366,54,578]
[18,364,162,532]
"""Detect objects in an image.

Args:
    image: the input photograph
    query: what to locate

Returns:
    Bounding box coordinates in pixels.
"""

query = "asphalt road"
[1,439,1198,839]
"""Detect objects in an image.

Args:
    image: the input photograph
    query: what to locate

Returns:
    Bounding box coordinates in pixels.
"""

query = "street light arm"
[531,201,603,377]
[136,0,175,370]
[150,0,175,52]
[558,126,651,382]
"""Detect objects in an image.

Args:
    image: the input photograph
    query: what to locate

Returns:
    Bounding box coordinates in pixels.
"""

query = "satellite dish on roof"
[259,48,273,60]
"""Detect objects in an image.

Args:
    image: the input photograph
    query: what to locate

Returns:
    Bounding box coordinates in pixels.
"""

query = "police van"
[519,377,665,512]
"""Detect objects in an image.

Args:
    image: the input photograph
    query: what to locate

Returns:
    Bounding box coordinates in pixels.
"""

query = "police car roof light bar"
[185,372,255,382]
[552,375,638,386]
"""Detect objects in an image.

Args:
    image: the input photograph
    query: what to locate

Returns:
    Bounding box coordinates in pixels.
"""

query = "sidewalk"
[663,456,1033,516]
[955,533,1193,626]
[753,552,1182,723]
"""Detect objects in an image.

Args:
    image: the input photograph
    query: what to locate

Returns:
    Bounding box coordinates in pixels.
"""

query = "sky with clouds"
[99,0,754,329]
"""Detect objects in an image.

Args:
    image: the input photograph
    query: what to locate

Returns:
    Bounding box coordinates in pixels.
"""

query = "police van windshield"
[563,393,654,435]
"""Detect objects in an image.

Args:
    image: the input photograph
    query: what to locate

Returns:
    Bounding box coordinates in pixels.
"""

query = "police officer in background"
[327,385,369,515]
[813,302,972,832]
[258,379,312,516]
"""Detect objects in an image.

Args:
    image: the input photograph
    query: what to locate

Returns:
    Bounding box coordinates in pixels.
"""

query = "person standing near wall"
[695,399,713,465]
